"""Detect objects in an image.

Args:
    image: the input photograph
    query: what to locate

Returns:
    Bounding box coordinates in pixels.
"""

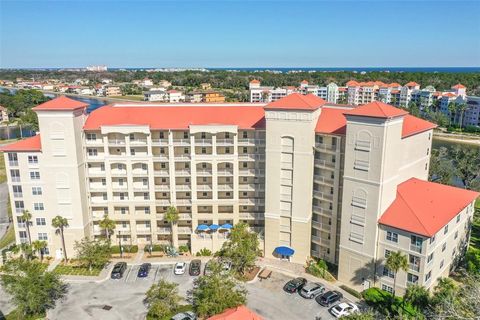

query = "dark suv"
[189,259,202,276]
[315,290,343,306]
[283,277,307,293]
[111,262,127,279]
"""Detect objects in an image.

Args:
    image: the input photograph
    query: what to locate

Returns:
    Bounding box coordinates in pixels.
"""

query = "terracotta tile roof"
[249,79,260,84]
[0,135,42,152]
[346,80,359,87]
[389,82,401,87]
[391,90,400,94]
[208,305,263,320]
[452,83,466,89]
[402,115,437,137]
[265,93,326,110]
[379,178,479,237]
[301,80,309,84]
[84,105,266,130]
[405,81,420,87]
[343,101,408,119]
[32,96,88,111]
[443,92,456,98]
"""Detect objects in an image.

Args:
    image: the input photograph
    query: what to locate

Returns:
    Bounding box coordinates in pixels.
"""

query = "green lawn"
[0,224,15,249]
[54,264,103,276]
[5,308,45,320]
[110,95,144,101]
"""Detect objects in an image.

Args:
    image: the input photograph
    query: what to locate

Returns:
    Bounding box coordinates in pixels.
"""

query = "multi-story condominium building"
[0,105,9,122]
[104,85,122,97]
[186,91,226,103]
[461,96,480,127]
[144,89,185,103]
[2,94,477,295]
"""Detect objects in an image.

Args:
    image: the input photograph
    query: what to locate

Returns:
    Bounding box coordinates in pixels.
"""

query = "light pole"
[118,230,123,258]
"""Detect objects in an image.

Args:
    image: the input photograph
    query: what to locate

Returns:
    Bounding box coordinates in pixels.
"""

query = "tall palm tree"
[455,103,468,130]
[52,215,69,261]
[21,210,32,245]
[99,214,116,242]
[165,206,179,245]
[447,102,457,127]
[385,251,408,296]
[32,240,47,262]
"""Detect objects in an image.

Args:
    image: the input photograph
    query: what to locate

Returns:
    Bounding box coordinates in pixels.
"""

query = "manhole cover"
[102,305,112,311]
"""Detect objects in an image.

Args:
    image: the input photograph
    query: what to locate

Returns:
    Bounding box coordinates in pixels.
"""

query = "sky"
[0,0,479,68]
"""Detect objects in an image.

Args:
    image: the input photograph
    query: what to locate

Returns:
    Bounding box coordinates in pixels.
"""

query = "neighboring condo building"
[2,94,477,295]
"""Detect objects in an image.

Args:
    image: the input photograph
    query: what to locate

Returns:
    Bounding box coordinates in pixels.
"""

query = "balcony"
[175,169,191,177]
[151,138,169,146]
[315,143,337,152]
[196,169,212,176]
[108,139,126,145]
[173,139,190,146]
[157,227,172,234]
[179,213,192,220]
[410,244,423,254]
[130,138,147,145]
[409,263,420,272]
[314,176,334,185]
[8,161,18,166]
[237,138,255,145]
[174,154,191,161]
[136,227,152,234]
[85,139,103,146]
[217,184,233,191]
[216,139,234,146]
[312,220,330,231]
[195,139,212,146]
[178,227,192,234]
[153,170,169,177]
[153,155,169,161]
[176,185,191,191]
[314,159,335,169]
[196,184,212,192]
[176,199,192,205]
[313,191,334,201]
[217,169,234,176]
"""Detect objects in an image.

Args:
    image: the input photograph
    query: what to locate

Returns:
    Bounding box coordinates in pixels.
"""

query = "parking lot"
[0,262,350,320]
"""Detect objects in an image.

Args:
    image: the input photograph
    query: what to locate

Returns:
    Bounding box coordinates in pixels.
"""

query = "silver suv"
[299,282,326,299]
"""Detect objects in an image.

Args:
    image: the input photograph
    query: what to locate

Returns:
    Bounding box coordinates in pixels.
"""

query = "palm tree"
[32,240,47,262]
[403,284,430,310]
[447,102,457,127]
[99,214,116,242]
[21,210,32,245]
[385,251,408,296]
[455,103,468,130]
[52,215,69,262]
[165,206,179,245]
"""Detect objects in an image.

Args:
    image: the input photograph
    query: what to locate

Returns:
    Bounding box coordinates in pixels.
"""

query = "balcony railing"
[151,138,169,145]
[314,159,335,169]
[409,263,420,272]
[108,139,126,145]
[173,139,190,145]
[157,227,172,234]
[410,244,423,254]
[195,139,212,146]
[216,139,234,145]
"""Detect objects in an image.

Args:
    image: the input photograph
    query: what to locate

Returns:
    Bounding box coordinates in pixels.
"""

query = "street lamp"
[118,230,123,258]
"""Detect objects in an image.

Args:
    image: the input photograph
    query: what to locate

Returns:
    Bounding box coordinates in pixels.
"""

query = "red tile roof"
[379,178,479,237]
[315,105,435,138]
[343,101,408,119]
[265,93,326,110]
[32,96,88,111]
[301,80,309,84]
[346,80,359,87]
[402,115,437,138]
[208,305,263,320]
[0,135,42,152]
[84,105,266,130]
[250,79,260,84]
[443,92,456,98]
[405,81,419,87]
[452,83,466,89]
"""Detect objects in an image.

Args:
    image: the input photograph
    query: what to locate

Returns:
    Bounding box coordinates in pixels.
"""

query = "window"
[34,203,44,211]
[456,214,461,223]
[383,267,394,278]
[144,207,150,214]
[386,231,398,243]
[28,155,38,164]
[201,132,206,139]
[225,147,231,154]
[159,132,164,139]
[142,163,147,171]
[381,284,394,294]
[30,171,40,180]
[119,178,124,186]
[86,133,96,141]
[243,131,248,139]
[142,178,148,186]
[243,162,248,168]
[101,178,106,186]
[122,221,127,228]
[120,193,126,200]
[120,207,127,214]
[183,132,188,139]
[36,218,46,226]
[427,252,434,263]
[454,231,458,239]
[384,249,392,258]
[13,185,22,197]
[440,259,444,269]
[427,148,430,155]
[19,231,27,241]
[38,233,48,241]
[100,164,105,171]
[130,148,136,155]
[32,187,42,195]
[407,273,419,284]
[15,201,24,213]
[442,242,446,252]
[117,163,123,170]
[129,133,135,140]
[425,271,431,282]
[8,153,18,165]
[160,147,165,154]
[225,132,230,139]
[444,225,449,235]
[10,169,20,182]
[161,163,166,169]
[87,148,98,156]
[184,148,189,154]
[103,193,108,200]
[143,193,149,200]
[429,235,436,244]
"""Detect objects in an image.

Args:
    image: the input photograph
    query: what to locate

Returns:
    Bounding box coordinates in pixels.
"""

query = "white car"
[174,262,187,275]
[329,302,359,318]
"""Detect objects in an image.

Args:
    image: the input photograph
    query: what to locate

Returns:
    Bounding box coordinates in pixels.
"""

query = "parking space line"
[124,266,133,282]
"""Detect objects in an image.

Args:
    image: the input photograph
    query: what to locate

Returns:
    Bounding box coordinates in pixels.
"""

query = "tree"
[432,275,480,319]
[431,277,458,305]
[98,214,116,241]
[455,102,468,129]
[447,101,457,126]
[74,238,110,271]
[429,147,452,184]
[32,240,47,262]
[145,279,182,319]
[0,258,67,317]
[450,146,480,190]
[342,310,377,320]
[385,251,408,296]
[465,247,480,275]
[165,206,179,244]
[403,284,430,311]
[52,215,69,261]
[192,260,247,317]
[408,102,420,117]
[218,222,260,275]
[21,210,32,245]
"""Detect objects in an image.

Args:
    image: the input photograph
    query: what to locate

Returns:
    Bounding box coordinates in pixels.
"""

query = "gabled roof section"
[405,81,419,87]
[84,105,266,130]
[208,305,263,320]
[32,96,88,111]
[343,101,408,119]
[452,83,466,89]
[315,107,350,135]
[379,178,479,237]
[265,93,326,111]
[402,115,437,138]
[250,79,260,84]
[0,135,42,152]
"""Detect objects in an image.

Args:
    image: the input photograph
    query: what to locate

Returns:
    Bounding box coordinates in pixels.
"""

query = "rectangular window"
[383,267,394,278]
[120,193,125,200]
[28,155,38,164]
[456,214,461,223]
[444,225,449,235]
[407,273,419,284]
[442,242,446,252]
[38,233,48,241]
[143,193,149,200]
[425,271,431,282]
[87,148,98,156]
[10,169,20,182]
[454,231,458,239]
[32,187,42,195]
[15,201,24,213]
[30,171,40,180]
[429,235,436,244]
[33,203,44,211]
[386,231,398,243]
[381,284,394,294]
[36,218,46,226]
[13,185,22,198]
[101,178,106,186]
[427,253,434,264]
[130,148,136,155]
[384,249,392,258]
[86,133,96,141]
[8,153,18,165]
[243,131,248,139]
[144,207,150,214]
[120,207,127,214]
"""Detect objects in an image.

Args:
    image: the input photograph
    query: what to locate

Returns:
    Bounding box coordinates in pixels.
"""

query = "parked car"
[283,277,307,293]
[316,290,343,307]
[174,262,187,275]
[171,311,196,320]
[330,302,359,318]
[137,263,151,278]
[189,259,202,276]
[299,282,326,299]
[111,262,127,279]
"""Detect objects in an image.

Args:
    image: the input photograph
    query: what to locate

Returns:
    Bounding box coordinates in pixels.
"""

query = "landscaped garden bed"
[54,263,103,276]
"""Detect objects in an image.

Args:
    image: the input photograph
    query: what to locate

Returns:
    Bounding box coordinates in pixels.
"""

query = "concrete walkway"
[47,258,62,272]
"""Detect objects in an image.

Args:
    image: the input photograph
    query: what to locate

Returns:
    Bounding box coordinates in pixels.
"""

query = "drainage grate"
[102,305,112,311]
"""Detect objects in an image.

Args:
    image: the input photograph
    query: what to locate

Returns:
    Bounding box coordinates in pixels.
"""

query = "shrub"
[196,248,212,257]
[178,245,189,253]
[144,244,167,253]
[340,285,362,299]
[306,258,335,281]
[110,245,138,254]
[362,287,421,319]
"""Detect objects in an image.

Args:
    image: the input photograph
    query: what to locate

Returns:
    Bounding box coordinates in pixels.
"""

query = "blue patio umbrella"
[274,246,295,256]
[197,224,209,231]
[220,223,233,229]
[209,224,220,231]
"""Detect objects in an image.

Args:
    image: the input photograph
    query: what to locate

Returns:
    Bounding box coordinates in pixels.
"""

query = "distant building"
[186,92,203,103]
[144,90,167,102]
[0,106,9,122]
[86,65,107,72]
[158,80,172,88]
[104,85,122,97]
[134,78,154,87]
[144,89,185,103]
[462,96,480,127]
[200,83,212,90]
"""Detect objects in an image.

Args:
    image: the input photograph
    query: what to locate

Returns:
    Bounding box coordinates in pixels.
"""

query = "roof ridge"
[396,187,431,235]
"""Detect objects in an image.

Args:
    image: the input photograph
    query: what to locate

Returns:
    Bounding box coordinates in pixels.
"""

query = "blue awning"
[209,224,220,230]
[197,224,209,231]
[220,223,233,229]
[274,246,295,256]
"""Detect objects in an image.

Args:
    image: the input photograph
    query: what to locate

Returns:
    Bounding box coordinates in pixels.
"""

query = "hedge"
[339,285,362,299]
[110,245,138,254]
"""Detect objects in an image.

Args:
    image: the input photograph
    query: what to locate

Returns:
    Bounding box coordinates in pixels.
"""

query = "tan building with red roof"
[1,95,477,295]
